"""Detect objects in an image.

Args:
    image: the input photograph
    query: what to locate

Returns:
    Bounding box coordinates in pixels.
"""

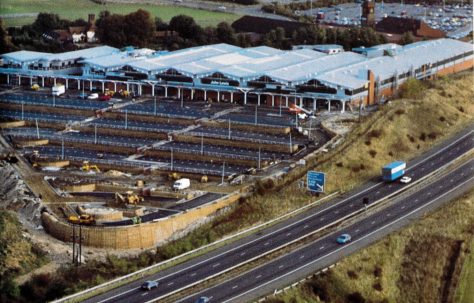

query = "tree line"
[2,9,415,56]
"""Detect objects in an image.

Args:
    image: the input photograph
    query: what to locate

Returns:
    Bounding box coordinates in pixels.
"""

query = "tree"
[124,9,156,47]
[155,17,168,31]
[96,13,126,47]
[216,22,236,45]
[169,15,200,40]
[399,31,415,45]
[0,19,12,53]
[32,13,61,34]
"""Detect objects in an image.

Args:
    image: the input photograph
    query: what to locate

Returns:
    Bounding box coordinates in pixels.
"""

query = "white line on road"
[212,263,220,268]
[168,282,174,286]
[190,273,196,277]
[300,255,305,259]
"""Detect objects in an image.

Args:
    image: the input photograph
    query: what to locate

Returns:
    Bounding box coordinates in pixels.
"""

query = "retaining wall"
[41,193,241,249]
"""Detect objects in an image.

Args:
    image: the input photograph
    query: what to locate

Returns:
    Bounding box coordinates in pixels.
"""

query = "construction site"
[0,86,331,249]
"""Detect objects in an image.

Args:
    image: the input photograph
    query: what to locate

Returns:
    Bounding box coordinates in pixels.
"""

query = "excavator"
[81,160,100,173]
[68,214,95,225]
[115,191,144,205]
[31,84,40,91]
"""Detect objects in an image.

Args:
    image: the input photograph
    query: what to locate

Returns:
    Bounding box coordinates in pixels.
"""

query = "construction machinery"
[115,191,144,205]
[68,214,95,225]
[104,89,115,97]
[31,84,40,91]
[168,172,181,180]
[119,89,130,97]
[130,216,142,224]
[25,150,40,167]
[81,160,100,173]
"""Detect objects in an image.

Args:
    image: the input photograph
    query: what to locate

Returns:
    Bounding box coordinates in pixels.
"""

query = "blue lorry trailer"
[382,161,406,181]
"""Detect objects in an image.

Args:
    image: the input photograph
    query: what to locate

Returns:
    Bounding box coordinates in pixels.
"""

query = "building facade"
[0,39,472,113]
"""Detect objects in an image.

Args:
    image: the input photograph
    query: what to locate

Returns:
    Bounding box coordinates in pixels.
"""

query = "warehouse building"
[0,38,472,113]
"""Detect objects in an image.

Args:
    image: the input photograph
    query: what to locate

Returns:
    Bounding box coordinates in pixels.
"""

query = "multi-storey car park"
[0,38,472,112]
[0,38,472,251]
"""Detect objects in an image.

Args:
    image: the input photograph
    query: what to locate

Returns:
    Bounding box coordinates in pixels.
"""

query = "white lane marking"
[401,205,406,210]
[319,246,324,250]
[264,242,269,246]
[303,224,309,229]
[371,221,376,225]
[141,293,148,296]
[450,179,454,182]
[427,192,431,196]
[212,263,220,268]
[221,174,474,303]
[387,213,391,217]
[167,282,174,286]
[279,265,284,269]
[320,217,325,221]
[256,275,262,279]
[286,232,291,236]
[349,204,354,207]
[334,210,339,214]
[232,285,238,289]
[240,252,246,256]
[415,199,419,202]
[190,273,196,277]
[300,255,305,259]
[376,191,380,194]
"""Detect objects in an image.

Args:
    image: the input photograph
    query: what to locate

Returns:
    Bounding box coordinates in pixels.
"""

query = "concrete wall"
[42,193,241,249]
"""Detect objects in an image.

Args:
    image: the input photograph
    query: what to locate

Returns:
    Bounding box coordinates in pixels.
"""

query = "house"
[376,16,445,39]
[69,26,86,43]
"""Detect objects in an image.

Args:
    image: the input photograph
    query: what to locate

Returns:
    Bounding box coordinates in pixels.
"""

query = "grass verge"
[455,237,474,303]
[0,0,240,27]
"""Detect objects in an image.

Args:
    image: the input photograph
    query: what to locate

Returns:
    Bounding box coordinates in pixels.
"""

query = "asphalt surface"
[0,92,110,110]
[92,118,186,133]
[0,109,85,123]
[82,126,473,303]
[120,99,211,119]
[184,159,474,303]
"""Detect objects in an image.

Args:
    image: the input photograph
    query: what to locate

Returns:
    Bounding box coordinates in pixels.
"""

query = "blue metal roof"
[383,161,406,169]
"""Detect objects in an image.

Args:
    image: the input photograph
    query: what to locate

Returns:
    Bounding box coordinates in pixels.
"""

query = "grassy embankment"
[270,188,474,303]
[0,0,239,27]
[10,73,474,302]
[455,237,474,303]
[0,211,48,302]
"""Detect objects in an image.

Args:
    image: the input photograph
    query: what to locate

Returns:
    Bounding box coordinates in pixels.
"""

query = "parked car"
[141,280,159,290]
[194,297,210,303]
[79,92,88,99]
[336,233,351,244]
[87,93,99,100]
[99,94,111,101]
[400,176,412,184]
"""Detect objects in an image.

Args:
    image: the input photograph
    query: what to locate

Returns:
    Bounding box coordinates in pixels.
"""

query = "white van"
[173,178,190,190]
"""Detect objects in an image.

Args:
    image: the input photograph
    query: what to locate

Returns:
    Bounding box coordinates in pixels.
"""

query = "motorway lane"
[183,160,474,303]
[84,128,473,303]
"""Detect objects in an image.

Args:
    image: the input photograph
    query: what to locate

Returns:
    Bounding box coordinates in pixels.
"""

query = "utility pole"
[180,89,184,108]
[72,224,76,265]
[258,147,261,170]
[125,109,128,130]
[171,148,173,170]
[289,132,293,153]
[254,105,258,125]
[279,101,282,117]
[78,225,83,265]
[35,118,40,139]
[221,162,225,184]
[201,133,204,155]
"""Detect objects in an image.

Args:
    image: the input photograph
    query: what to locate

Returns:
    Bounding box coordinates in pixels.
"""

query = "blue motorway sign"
[307,171,325,193]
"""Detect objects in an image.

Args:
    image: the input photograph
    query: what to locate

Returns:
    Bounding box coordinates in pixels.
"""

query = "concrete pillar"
[151,84,155,96]
[191,89,194,100]
[271,95,275,107]
[257,94,261,106]
[6,74,9,84]
[177,87,181,98]
[299,96,303,107]
[138,84,142,96]
[113,82,117,92]
[285,96,289,107]
[18,75,21,85]
[126,83,129,92]
[165,86,168,97]
[30,77,33,86]
[244,92,248,104]
[217,90,220,102]
[230,92,233,103]
[341,100,345,113]
[65,78,69,89]
[90,80,93,91]
[77,79,80,90]
[327,99,331,112]
[101,81,105,92]
[203,90,207,101]
[41,77,44,87]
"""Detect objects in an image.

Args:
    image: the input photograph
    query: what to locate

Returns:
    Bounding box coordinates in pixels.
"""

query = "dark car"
[141,280,159,290]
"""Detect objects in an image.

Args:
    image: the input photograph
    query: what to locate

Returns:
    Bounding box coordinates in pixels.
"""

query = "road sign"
[307,171,325,193]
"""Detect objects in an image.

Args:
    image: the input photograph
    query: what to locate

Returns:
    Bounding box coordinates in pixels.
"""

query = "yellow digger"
[68,214,95,225]
[31,84,40,91]
[115,191,144,205]
[81,161,100,173]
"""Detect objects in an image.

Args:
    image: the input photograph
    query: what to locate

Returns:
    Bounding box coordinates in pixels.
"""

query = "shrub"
[395,108,405,115]
[347,270,359,279]
[373,281,383,291]
[374,265,383,278]
[369,150,377,158]
[364,140,371,146]
[336,162,344,167]
[399,78,425,99]
[367,129,382,139]
[439,116,446,122]
[428,132,437,140]
[419,132,426,141]
[347,291,366,303]
[458,106,464,113]
[360,164,365,170]
[388,151,393,157]
[351,166,361,173]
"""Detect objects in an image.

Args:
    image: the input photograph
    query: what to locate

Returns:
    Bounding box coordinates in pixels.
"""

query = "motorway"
[183,159,474,303]
[82,127,473,303]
